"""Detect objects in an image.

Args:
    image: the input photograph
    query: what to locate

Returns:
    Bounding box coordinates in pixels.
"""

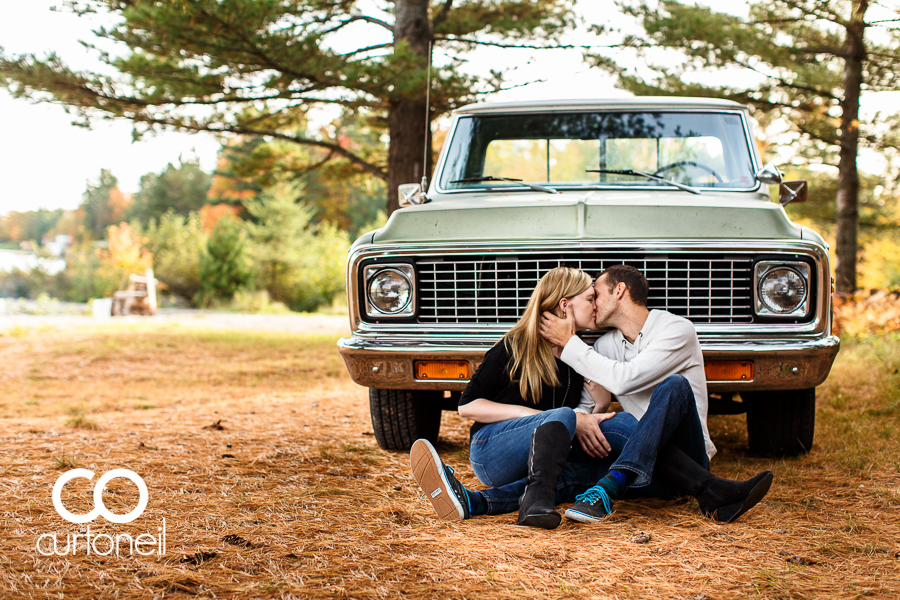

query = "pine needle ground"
[0,318,897,599]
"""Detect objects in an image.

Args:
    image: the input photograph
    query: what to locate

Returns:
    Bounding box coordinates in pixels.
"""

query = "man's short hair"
[598,264,649,307]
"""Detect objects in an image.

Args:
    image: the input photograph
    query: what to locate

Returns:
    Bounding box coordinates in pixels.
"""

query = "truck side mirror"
[779,180,808,206]
[755,161,783,185]
[399,183,425,207]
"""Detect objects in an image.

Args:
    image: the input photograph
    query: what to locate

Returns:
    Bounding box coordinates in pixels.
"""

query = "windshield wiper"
[585,169,701,195]
[450,175,559,195]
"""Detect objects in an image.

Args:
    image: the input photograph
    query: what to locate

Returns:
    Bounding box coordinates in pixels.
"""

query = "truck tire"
[369,389,443,451]
[743,388,815,456]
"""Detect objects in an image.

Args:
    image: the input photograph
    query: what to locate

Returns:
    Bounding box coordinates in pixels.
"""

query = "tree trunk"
[835,1,868,295]
[387,0,433,215]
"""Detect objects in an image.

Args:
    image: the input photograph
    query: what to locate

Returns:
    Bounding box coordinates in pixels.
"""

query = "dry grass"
[0,322,898,599]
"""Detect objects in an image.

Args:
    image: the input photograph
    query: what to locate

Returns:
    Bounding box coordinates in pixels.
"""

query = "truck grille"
[417,252,753,325]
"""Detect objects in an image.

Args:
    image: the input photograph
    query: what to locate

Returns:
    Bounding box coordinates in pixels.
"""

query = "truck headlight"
[364,265,415,317]
[754,261,810,317]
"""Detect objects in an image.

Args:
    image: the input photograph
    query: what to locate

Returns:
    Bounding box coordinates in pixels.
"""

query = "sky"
[0,1,222,216]
[0,0,661,216]
[0,0,893,216]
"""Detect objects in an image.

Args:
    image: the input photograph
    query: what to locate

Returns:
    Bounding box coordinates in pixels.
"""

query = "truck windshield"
[438,111,757,192]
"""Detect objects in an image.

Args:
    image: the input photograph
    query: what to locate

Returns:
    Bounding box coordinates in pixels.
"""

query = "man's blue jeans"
[469,407,638,515]
[468,374,708,514]
[611,374,709,488]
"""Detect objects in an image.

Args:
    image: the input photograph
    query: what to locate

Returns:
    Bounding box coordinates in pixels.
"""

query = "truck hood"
[372,191,803,243]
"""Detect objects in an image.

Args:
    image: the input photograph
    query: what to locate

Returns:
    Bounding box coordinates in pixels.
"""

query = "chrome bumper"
[338,335,840,393]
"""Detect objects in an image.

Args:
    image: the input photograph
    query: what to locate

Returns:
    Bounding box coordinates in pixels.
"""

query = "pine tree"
[197,215,254,304]
[243,183,349,312]
[128,160,212,225]
[592,0,900,293]
[80,169,130,240]
[1,0,575,214]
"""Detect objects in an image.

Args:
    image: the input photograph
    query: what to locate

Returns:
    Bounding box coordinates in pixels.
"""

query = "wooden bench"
[112,268,158,316]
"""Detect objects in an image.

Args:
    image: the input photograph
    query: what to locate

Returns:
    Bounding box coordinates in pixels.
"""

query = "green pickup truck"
[339,98,840,457]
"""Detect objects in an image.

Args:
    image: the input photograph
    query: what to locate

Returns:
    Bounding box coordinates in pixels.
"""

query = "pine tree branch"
[780,0,849,28]
[753,16,817,25]
[291,149,339,175]
[433,0,454,28]
[341,43,393,58]
[191,5,333,89]
[169,93,294,105]
[349,15,394,31]
[862,132,900,151]
[741,96,805,112]
[320,14,395,36]
[283,96,380,109]
[466,76,548,96]
[865,50,900,60]
[729,55,840,100]
[434,36,641,50]
[160,119,388,181]
[794,119,840,147]
[792,45,847,57]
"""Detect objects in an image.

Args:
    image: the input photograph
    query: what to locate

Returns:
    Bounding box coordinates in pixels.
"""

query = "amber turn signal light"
[415,361,471,380]
[704,360,754,381]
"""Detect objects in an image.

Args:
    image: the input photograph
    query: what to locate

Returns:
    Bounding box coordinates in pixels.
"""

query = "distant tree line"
[0,138,386,310]
[4,0,900,293]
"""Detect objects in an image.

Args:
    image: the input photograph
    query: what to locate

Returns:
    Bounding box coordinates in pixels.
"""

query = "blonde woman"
[410,267,635,529]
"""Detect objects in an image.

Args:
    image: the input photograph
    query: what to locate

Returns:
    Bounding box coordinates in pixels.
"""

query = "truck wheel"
[743,388,815,456]
[369,389,443,451]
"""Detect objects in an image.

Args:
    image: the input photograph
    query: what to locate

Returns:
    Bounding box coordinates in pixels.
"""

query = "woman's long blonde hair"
[502,267,592,405]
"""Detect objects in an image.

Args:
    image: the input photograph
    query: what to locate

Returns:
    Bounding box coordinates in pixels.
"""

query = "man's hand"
[540,310,577,347]
[574,412,617,458]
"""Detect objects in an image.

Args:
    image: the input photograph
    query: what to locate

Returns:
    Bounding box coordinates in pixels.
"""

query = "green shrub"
[0,243,115,303]
[60,241,127,301]
[289,219,350,311]
[0,268,52,299]
[228,289,291,314]
[243,183,349,312]
[197,215,255,305]
[136,210,208,301]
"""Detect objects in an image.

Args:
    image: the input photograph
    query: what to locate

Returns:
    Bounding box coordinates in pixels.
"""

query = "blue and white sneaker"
[410,439,471,520]
[564,483,616,523]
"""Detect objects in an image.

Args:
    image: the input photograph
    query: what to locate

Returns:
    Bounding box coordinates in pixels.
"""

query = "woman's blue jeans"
[469,407,637,515]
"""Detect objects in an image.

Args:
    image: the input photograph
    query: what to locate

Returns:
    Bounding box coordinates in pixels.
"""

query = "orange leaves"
[198,204,241,232]
[107,187,132,224]
[833,289,900,336]
[206,150,258,203]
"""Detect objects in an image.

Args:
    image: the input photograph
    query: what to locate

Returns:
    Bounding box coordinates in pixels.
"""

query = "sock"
[609,469,635,489]
[466,489,488,516]
[595,469,634,501]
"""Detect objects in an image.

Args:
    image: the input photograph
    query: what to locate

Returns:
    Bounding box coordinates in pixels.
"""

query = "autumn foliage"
[198,204,242,232]
[833,290,900,336]
[94,223,153,296]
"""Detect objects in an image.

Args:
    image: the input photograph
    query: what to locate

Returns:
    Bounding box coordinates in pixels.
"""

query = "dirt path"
[0,310,351,335]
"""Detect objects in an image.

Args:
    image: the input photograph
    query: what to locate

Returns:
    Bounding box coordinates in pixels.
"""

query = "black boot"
[517,421,571,529]
[654,445,773,523]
